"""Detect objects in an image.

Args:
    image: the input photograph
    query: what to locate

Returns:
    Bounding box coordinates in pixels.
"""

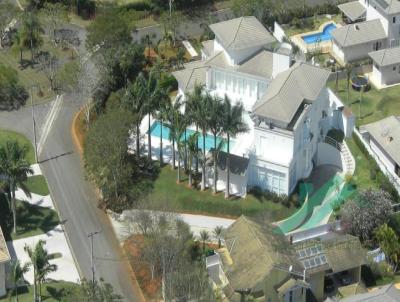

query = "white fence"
[273,22,286,43]
[354,129,400,195]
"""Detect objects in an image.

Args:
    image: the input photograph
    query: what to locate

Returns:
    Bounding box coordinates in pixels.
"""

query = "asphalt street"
[0,95,141,301]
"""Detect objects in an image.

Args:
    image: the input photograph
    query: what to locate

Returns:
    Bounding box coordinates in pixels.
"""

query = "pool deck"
[290,21,342,54]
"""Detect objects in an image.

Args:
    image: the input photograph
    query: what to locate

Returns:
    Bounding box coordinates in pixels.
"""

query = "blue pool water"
[302,23,336,44]
[149,121,232,152]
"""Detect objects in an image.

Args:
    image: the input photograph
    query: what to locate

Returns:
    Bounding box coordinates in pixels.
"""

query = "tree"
[10,259,30,302]
[84,107,135,207]
[123,74,147,157]
[159,10,184,47]
[199,230,210,253]
[12,31,25,64]
[213,226,224,249]
[207,95,224,194]
[345,63,354,103]
[221,96,248,199]
[232,0,273,22]
[58,60,81,92]
[24,240,57,302]
[341,189,394,242]
[0,3,17,47]
[165,96,183,170]
[0,64,29,110]
[38,52,59,91]
[64,278,123,302]
[40,2,69,44]
[375,223,400,271]
[155,89,171,165]
[186,133,199,188]
[86,8,132,51]
[176,47,186,69]
[20,9,44,63]
[0,140,33,234]
[167,98,187,183]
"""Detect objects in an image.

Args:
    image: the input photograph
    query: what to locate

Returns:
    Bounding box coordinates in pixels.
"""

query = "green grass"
[25,175,50,196]
[0,281,76,302]
[328,78,400,126]
[0,129,35,164]
[140,166,297,220]
[345,138,377,190]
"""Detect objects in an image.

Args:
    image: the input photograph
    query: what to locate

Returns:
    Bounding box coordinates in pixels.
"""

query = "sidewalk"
[7,164,80,284]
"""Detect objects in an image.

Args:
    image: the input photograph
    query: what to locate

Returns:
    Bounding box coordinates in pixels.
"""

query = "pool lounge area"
[149,121,232,153]
[291,21,340,54]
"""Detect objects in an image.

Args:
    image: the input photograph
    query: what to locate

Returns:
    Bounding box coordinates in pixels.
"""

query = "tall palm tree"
[199,230,210,253]
[12,31,25,64]
[167,97,186,182]
[10,259,30,302]
[123,74,147,157]
[186,133,199,188]
[0,140,33,234]
[186,84,204,174]
[213,226,224,249]
[24,240,57,302]
[221,96,248,199]
[155,91,171,166]
[207,96,224,194]
[345,63,354,103]
[20,9,44,63]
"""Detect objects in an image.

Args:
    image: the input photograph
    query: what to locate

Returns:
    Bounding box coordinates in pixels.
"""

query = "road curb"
[71,106,84,155]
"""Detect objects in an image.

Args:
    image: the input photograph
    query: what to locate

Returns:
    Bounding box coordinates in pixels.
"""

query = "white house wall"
[379,64,400,85]
[206,166,248,197]
[366,3,389,35]
[272,53,291,78]
[372,64,383,85]
[316,142,343,169]
[341,40,387,63]
[332,42,345,63]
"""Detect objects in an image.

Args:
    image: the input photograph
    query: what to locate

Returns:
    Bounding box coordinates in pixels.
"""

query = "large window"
[255,167,286,195]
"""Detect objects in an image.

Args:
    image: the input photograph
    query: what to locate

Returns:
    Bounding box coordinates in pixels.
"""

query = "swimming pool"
[149,121,232,152]
[302,23,336,44]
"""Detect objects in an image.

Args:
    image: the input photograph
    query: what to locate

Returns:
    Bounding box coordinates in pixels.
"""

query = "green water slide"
[276,175,354,234]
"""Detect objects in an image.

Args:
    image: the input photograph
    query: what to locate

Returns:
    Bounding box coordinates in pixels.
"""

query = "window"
[255,167,286,195]
[373,41,382,51]
[393,16,396,23]
[393,66,397,71]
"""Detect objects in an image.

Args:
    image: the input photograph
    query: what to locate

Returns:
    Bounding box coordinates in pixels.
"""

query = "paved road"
[0,95,141,301]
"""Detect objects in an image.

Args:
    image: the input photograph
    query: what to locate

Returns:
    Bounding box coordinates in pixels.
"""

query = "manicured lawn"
[25,175,50,196]
[0,129,35,164]
[0,281,76,302]
[328,78,400,126]
[345,138,377,190]
[0,195,59,241]
[140,166,297,220]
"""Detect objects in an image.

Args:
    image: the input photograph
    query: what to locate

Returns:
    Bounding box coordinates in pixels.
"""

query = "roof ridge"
[229,17,244,48]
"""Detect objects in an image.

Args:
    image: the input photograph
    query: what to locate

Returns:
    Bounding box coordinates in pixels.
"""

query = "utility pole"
[30,86,38,163]
[88,231,101,286]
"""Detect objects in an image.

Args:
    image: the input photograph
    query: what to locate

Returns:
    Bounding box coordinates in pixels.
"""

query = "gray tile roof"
[338,1,366,21]
[209,16,275,50]
[171,61,208,92]
[237,50,274,78]
[331,19,386,47]
[340,283,400,301]
[369,46,400,66]
[360,116,400,166]
[370,0,400,15]
[252,62,331,126]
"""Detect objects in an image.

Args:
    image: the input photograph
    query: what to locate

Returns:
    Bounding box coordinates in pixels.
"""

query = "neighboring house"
[369,46,400,87]
[325,283,400,301]
[171,16,354,197]
[332,0,400,65]
[360,116,400,179]
[0,226,10,297]
[206,216,366,302]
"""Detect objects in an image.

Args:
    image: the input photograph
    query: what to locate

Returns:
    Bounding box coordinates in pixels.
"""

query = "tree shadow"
[46,285,67,301]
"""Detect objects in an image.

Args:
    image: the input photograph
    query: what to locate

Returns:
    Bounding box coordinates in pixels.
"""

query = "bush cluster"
[250,186,297,208]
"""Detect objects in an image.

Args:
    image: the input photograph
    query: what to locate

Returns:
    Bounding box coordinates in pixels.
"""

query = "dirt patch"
[71,107,86,154]
[123,235,161,301]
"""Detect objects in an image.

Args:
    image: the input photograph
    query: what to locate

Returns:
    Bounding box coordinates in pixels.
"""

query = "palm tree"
[213,226,224,249]
[0,140,33,234]
[167,97,186,182]
[221,96,248,199]
[24,240,57,302]
[345,63,354,103]
[155,91,171,166]
[199,230,210,253]
[10,259,30,302]
[12,31,25,65]
[375,224,400,271]
[207,96,224,194]
[186,84,204,174]
[20,9,44,63]
[176,47,186,69]
[123,74,147,157]
[186,133,199,188]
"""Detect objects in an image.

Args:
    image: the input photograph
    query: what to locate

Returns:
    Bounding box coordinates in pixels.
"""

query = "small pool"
[302,23,337,44]
[149,121,232,152]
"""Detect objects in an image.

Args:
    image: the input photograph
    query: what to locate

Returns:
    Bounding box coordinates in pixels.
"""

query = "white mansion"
[172,17,354,197]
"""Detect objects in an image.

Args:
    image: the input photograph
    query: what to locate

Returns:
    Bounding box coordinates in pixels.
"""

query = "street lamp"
[30,85,39,163]
[88,230,101,285]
